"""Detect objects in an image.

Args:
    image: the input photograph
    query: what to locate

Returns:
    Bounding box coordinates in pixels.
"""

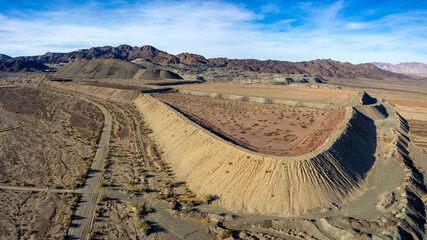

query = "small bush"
[138,219,151,234]
[185,200,196,208]
[99,195,108,202]
[219,229,233,239]
[164,180,173,188]
[202,194,214,204]
[140,186,149,193]
[182,207,193,214]
[135,203,152,217]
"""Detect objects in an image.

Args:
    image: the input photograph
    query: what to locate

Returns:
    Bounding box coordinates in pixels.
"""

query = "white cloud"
[0,0,425,64]
[346,22,367,30]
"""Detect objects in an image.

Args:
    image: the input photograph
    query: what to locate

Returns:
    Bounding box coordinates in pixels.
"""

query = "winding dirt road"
[66,99,112,240]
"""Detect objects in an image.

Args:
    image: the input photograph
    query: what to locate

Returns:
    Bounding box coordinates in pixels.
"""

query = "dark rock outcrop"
[0,59,49,72]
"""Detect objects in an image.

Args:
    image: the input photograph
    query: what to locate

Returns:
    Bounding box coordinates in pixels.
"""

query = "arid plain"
[0,46,426,240]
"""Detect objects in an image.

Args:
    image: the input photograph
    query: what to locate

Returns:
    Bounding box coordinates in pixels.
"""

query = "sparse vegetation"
[182,207,194,214]
[99,194,108,202]
[157,92,344,156]
[202,194,214,204]
[137,219,151,234]
[134,203,152,217]
[219,229,233,239]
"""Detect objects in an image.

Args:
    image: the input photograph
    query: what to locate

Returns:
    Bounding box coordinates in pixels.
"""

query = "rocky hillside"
[208,58,404,80]
[13,44,409,79]
[372,62,427,74]
[0,59,49,72]
[19,45,179,64]
[176,53,209,64]
[0,54,12,61]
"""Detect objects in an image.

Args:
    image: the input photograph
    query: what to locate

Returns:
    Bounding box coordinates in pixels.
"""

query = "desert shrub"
[138,219,151,234]
[182,207,193,214]
[185,200,196,208]
[158,193,173,200]
[164,180,173,188]
[202,194,214,204]
[219,229,233,239]
[135,203,152,217]
[140,186,149,193]
[99,195,108,202]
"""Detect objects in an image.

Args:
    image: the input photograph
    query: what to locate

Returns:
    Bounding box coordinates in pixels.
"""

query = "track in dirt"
[66,99,112,240]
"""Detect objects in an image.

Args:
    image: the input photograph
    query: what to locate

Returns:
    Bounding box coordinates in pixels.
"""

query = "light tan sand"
[174,82,358,104]
[134,95,377,216]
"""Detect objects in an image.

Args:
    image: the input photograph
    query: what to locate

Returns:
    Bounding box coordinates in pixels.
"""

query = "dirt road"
[0,185,82,193]
[133,118,148,166]
[67,99,112,240]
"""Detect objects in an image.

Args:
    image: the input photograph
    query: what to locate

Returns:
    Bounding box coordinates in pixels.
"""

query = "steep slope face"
[0,59,49,72]
[134,94,378,216]
[372,62,427,74]
[33,45,179,64]
[176,53,209,64]
[53,59,143,79]
[49,82,140,102]
[133,69,182,80]
[0,54,12,61]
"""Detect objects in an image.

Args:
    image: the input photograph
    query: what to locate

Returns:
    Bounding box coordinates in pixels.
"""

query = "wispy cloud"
[0,0,425,64]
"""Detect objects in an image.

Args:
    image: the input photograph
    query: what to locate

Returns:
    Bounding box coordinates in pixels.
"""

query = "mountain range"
[1,44,420,79]
[372,62,427,74]
[0,54,12,61]
[0,59,50,72]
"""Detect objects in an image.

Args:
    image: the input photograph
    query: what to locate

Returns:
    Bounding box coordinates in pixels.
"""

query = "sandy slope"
[54,59,143,79]
[47,82,405,217]
[49,82,140,102]
[134,94,379,216]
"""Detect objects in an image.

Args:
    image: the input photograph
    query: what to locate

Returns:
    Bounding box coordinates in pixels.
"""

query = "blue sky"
[0,0,426,63]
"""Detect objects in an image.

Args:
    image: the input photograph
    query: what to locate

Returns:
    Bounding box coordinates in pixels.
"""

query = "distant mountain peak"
[176,52,208,64]
[0,59,49,72]
[371,62,427,74]
[0,54,12,61]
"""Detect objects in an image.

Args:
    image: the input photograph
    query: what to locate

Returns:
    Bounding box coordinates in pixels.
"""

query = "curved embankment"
[134,94,377,216]
[46,82,381,216]
[49,82,140,103]
[175,89,364,110]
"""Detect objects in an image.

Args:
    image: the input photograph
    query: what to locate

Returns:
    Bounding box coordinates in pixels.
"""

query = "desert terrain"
[0,87,103,188]
[0,46,426,240]
[156,92,346,156]
[173,82,358,105]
